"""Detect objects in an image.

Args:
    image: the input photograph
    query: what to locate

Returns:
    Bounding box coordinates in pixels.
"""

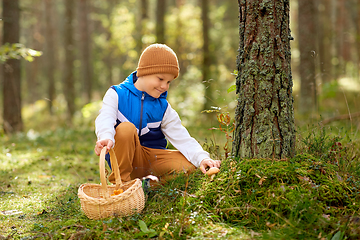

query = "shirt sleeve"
[95,88,118,145]
[161,103,210,168]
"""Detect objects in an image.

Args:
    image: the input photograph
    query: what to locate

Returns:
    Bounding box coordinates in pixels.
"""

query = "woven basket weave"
[78,147,145,220]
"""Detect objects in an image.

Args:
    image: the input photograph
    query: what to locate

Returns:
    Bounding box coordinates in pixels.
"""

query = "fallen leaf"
[38,175,52,178]
[266,222,276,228]
[37,209,47,215]
[258,176,267,185]
[102,222,107,232]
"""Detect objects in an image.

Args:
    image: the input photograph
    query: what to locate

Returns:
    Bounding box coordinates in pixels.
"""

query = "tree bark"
[233,0,295,159]
[2,0,23,133]
[63,0,76,121]
[156,0,166,43]
[298,0,317,114]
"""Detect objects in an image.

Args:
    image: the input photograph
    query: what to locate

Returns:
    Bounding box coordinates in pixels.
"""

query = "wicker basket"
[78,147,145,220]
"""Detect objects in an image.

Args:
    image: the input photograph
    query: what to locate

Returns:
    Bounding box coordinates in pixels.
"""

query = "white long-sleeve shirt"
[95,87,210,167]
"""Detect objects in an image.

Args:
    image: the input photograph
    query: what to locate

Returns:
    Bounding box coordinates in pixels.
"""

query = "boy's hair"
[136,44,179,78]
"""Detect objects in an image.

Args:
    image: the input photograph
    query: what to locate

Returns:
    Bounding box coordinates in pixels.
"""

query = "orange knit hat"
[136,44,179,78]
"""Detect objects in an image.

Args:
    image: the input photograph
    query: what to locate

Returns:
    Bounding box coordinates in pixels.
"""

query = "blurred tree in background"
[63,0,76,122]
[78,0,93,104]
[44,0,57,114]
[2,0,23,133]
[0,0,359,138]
[298,0,317,115]
[156,0,166,43]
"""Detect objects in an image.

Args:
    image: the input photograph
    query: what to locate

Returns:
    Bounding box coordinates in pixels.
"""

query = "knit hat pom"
[136,44,179,78]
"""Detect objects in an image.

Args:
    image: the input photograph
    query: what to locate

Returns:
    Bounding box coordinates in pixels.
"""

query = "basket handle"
[99,147,123,199]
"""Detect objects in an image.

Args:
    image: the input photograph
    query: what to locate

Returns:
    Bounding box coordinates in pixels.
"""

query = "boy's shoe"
[141,175,159,194]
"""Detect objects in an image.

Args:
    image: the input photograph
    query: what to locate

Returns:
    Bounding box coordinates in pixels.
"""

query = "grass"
[1,90,360,239]
[0,127,250,239]
[1,123,360,239]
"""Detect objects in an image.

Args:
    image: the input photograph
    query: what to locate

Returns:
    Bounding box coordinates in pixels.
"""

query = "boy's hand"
[199,158,221,174]
[94,139,113,156]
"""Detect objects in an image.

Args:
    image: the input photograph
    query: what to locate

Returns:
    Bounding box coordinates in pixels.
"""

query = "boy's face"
[135,73,175,98]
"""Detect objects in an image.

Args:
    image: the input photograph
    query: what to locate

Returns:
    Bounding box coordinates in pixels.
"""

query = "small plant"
[202,108,235,159]
[301,125,335,158]
[299,125,360,175]
[136,220,157,238]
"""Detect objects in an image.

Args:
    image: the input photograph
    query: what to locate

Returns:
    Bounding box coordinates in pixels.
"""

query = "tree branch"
[321,112,360,125]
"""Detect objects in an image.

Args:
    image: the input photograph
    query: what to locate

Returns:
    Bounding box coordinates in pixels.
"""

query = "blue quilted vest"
[106,71,169,168]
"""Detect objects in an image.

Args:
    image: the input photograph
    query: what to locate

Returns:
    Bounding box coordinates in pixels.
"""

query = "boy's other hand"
[199,158,221,174]
[94,139,113,156]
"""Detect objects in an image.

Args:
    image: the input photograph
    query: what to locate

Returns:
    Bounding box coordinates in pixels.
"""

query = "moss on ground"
[1,127,360,239]
[188,154,360,239]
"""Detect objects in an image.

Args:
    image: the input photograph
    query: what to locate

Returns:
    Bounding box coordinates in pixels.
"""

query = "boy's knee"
[115,122,137,137]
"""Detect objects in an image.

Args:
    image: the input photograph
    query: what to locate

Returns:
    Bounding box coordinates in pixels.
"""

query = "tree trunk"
[357,0,360,79]
[24,2,42,104]
[298,0,317,114]
[175,0,185,77]
[79,0,93,103]
[2,0,23,133]
[44,0,57,114]
[141,0,148,20]
[104,0,116,87]
[341,0,351,64]
[201,0,213,111]
[317,0,333,83]
[233,0,295,159]
[156,0,166,43]
[168,0,186,93]
[63,0,76,122]
[332,0,342,80]
[135,0,148,54]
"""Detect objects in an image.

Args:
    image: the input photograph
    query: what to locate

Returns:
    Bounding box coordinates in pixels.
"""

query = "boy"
[94,44,220,185]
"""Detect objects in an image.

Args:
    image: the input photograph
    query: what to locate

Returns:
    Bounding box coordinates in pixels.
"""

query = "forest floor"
[1,89,360,239]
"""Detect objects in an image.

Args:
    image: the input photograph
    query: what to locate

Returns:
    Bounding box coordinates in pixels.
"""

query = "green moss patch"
[188,155,360,239]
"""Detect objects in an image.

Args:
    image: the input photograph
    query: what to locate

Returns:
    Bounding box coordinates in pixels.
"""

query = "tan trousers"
[108,122,196,184]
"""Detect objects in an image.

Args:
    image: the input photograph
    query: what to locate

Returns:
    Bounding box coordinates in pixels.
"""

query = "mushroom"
[206,167,220,180]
